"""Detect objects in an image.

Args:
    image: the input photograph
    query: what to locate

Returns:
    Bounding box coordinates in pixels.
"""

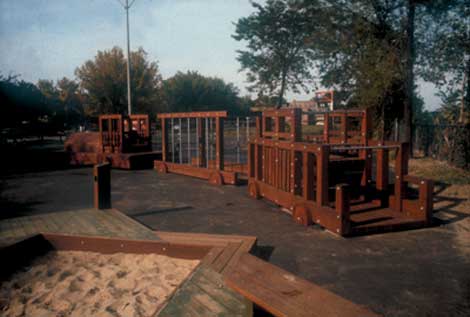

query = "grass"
[408,157,470,185]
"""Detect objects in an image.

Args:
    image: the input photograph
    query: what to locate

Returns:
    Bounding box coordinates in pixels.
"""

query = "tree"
[75,47,163,118]
[233,0,317,107]
[295,0,412,137]
[162,71,242,114]
[0,74,48,130]
[417,0,469,124]
[56,77,84,127]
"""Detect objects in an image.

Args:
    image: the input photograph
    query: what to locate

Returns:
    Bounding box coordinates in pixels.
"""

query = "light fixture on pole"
[116,0,136,115]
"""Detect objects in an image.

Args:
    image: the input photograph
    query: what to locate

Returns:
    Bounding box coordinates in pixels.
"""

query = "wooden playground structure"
[154,111,241,185]
[1,166,380,317]
[247,108,434,236]
[65,114,161,169]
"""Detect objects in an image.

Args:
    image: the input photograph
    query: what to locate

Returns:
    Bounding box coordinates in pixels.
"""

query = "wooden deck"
[0,210,380,317]
[156,231,257,276]
[0,208,160,246]
[157,265,252,316]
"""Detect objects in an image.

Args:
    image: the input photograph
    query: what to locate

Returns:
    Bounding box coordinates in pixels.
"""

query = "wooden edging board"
[225,253,381,317]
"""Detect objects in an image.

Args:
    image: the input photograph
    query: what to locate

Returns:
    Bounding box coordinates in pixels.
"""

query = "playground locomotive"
[65,105,434,237]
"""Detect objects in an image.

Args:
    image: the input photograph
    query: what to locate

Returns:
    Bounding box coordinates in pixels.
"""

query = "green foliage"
[37,77,84,129]
[0,74,48,130]
[233,0,317,107]
[162,71,243,115]
[75,46,164,118]
[416,0,469,124]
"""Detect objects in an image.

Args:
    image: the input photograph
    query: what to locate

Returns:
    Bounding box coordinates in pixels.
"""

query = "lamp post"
[117,0,136,115]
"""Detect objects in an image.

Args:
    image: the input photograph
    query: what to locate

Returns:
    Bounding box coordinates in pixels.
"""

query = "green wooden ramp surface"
[0,208,159,245]
[157,264,252,317]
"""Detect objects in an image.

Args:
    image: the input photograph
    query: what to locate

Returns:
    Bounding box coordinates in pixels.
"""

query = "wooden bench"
[225,253,380,317]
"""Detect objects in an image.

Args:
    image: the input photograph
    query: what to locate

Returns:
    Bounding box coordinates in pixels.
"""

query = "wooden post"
[341,112,348,144]
[419,179,434,224]
[248,143,254,178]
[94,163,111,210]
[255,144,262,181]
[335,184,350,235]
[274,116,280,139]
[99,116,104,152]
[197,118,206,167]
[161,118,168,162]
[215,117,224,170]
[361,109,370,145]
[376,149,389,190]
[376,148,389,206]
[323,113,330,143]
[292,108,302,141]
[255,116,262,138]
[394,143,409,212]
[316,145,330,206]
[302,152,314,200]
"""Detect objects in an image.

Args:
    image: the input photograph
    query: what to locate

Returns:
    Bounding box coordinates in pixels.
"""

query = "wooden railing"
[248,108,434,236]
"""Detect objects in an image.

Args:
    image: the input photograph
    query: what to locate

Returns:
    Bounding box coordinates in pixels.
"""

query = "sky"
[0,0,441,110]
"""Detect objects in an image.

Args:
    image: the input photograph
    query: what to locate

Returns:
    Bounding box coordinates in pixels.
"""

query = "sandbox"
[1,251,198,317]
[0,234,210,317]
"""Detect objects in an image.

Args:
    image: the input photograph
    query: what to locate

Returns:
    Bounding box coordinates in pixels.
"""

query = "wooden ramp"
[225,253,380,317]
[0,208,160,245]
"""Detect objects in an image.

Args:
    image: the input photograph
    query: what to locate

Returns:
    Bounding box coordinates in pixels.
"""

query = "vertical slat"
[236,117,240,164]
[394,143,408,212]
[341,112,348,144]
[99,116,104,152]
[171,118,175,162]
[161,118,168,162]
[316,145,330,206]
[302,151,315,201]
[376,149,389,190]
[179,118,183,164]
[256,145,262,181]
[197,118,205,167]
[248,142,253,178]
[362,108,371,145]
[335,184,350,236]
[246,117,250,141]
[323,113,330,143]
[215,117,224,170]
[187,118,191,164]
[205,118,209,168]
[419,179,434,223]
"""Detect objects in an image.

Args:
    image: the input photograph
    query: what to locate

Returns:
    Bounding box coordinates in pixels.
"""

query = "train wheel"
[293,204,312,226]
[209,172,224,185]
[248,181,260,199]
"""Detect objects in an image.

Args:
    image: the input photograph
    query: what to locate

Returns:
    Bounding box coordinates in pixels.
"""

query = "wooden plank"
[158,111,228,119]
[225,253,380,317]
[157,265,251,317]
[211,241,243,273]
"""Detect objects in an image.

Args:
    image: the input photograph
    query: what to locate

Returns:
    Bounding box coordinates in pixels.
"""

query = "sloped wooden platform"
[157,264,252,317]
[0,208,160,246]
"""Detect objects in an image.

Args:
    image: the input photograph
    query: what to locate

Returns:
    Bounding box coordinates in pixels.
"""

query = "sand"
[0,251,199,317]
